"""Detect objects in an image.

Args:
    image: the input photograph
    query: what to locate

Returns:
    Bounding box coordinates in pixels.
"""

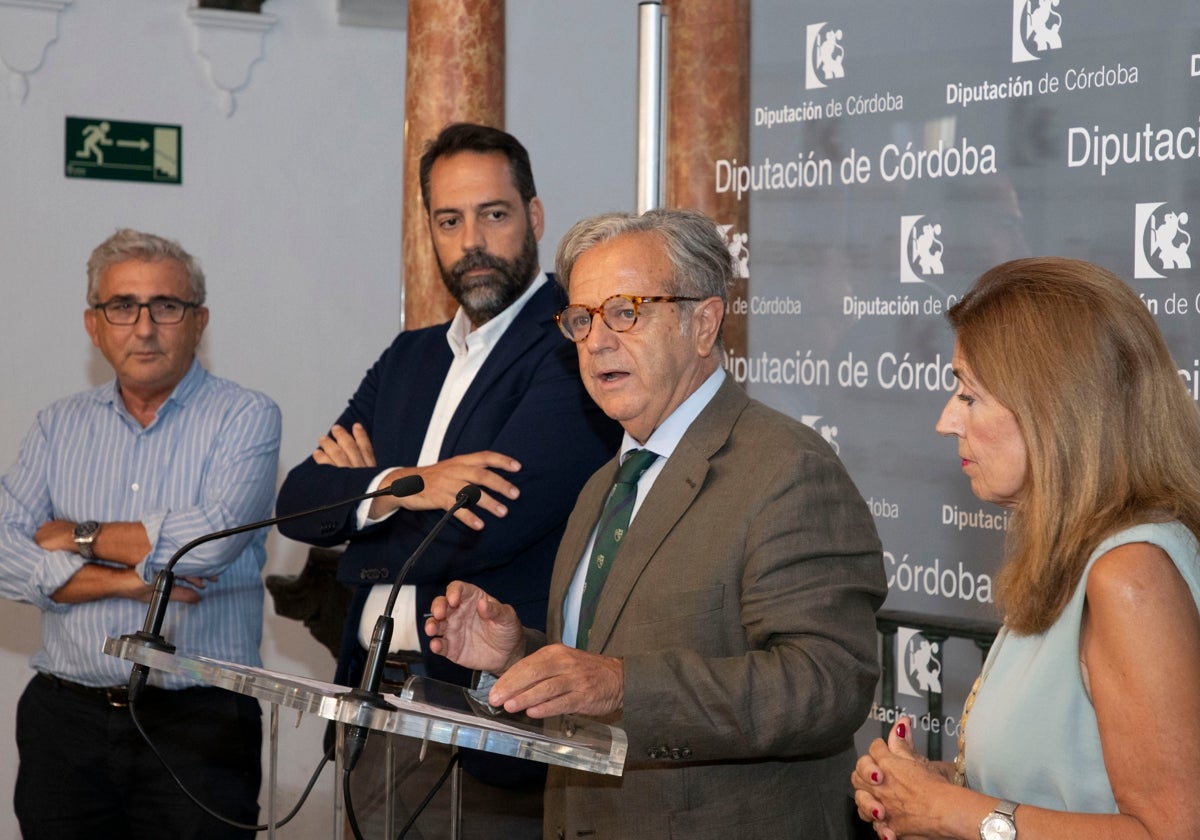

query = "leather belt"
[37,671,134,707]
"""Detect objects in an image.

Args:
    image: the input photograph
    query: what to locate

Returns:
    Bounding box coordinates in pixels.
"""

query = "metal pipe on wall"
[636,1,666,213]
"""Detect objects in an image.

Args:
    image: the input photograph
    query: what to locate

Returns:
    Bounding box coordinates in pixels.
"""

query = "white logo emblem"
[1013,0,1063,63]
[805,23,845,90]
[719,225,750,279]
[897,627,943,697]
[1135,202,1193,279]
[901,214,946,283]
[801,415,840,454]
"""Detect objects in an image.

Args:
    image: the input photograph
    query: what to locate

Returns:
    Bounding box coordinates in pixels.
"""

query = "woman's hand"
[852,716,957,839]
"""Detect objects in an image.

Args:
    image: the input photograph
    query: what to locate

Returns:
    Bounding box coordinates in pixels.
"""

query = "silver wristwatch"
[979,799,1018,840]
[73,520,101,560]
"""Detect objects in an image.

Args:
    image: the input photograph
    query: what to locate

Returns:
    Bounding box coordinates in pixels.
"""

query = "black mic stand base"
[122,569,179,703]
[338,614,399,771]
[119,629,176,654]
[120,631,176,704]
[337,688,397,773]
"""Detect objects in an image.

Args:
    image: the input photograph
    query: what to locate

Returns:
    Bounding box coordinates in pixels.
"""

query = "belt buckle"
[103,685,130,707]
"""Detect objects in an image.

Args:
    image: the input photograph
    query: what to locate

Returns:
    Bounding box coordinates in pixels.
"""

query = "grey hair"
[555,207,733,299]
[86,228,206,306]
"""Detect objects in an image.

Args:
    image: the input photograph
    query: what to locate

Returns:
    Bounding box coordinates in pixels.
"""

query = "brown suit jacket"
[538,376,886,839]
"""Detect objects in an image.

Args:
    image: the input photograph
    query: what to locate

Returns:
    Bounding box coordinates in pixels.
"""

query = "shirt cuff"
[357,469,400,529]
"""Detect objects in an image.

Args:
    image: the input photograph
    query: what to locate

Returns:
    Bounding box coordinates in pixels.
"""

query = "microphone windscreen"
[456,483,482,507]
[387,475,425,498]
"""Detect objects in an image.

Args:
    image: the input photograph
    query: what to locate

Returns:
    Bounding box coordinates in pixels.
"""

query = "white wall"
[0,1,641,836]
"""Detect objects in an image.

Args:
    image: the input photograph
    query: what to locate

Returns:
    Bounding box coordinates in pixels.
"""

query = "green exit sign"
[65,117,182,184]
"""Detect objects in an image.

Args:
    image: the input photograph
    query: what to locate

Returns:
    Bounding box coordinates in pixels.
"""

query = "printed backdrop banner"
[722,1,1200,755]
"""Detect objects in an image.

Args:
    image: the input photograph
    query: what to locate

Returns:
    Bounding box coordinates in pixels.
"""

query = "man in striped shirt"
[0,229,281,839]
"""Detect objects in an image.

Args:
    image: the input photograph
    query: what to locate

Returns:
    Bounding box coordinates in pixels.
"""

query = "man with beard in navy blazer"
[276,123,620,838]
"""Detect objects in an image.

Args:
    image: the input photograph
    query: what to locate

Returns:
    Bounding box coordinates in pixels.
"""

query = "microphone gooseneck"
[123,475,425,701]
[341,483,482,772]
[384,483,482,619]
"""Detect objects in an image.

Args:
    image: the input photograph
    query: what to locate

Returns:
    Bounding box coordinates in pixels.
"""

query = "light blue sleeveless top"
[964,521,1200,811]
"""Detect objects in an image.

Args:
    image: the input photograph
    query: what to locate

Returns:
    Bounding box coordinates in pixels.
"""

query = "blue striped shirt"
[0,359,280,688]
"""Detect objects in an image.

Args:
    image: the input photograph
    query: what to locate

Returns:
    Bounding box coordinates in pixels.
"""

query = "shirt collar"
[619,367,726,462]
[95,357,206,423]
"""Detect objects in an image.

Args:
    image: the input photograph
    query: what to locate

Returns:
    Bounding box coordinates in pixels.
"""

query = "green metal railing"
[875,609,1000,759]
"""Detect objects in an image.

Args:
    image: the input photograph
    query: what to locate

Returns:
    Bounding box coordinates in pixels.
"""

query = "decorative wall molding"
[187,4,277,117]
[0,0,71,103]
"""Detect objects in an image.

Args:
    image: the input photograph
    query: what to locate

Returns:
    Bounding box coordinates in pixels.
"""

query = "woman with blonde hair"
[853,257,1200,840]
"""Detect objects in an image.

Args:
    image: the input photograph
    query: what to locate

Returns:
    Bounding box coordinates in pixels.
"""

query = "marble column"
[664,0,750,356]
[403,0,505,329]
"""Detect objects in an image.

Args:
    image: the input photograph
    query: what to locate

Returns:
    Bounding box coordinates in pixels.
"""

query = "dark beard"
[439,223,540,326]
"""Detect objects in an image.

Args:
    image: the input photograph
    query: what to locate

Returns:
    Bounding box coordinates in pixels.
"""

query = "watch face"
[981,814,1016,840]
[74,521,99,559]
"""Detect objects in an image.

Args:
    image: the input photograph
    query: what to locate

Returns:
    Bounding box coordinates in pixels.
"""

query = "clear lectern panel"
[104,636,626,776]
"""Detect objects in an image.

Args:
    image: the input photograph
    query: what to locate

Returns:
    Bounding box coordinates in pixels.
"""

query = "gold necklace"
[953,672,983,787]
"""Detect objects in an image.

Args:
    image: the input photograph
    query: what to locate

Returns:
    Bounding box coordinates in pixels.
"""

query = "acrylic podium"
[103,636,627,839]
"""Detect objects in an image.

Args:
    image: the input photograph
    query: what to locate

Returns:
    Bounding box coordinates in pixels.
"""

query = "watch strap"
[994,799,1018,819]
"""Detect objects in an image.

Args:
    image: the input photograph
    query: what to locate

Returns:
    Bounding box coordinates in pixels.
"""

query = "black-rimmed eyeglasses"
[555,294,703,343]
[93,297,200,325]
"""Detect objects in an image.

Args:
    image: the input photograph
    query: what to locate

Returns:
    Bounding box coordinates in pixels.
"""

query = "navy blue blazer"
[276,279,620,690]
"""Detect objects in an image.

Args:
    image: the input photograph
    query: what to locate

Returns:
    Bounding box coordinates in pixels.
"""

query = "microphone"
[340,483,482,771]
[122,474,425,701]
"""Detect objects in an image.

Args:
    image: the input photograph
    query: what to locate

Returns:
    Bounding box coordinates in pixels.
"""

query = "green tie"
[576,448,658,648]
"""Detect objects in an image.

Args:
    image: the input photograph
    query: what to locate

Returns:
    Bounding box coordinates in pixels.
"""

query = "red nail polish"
[871,771,880,783]
[872,808,881,820]
[897,722,907,739]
